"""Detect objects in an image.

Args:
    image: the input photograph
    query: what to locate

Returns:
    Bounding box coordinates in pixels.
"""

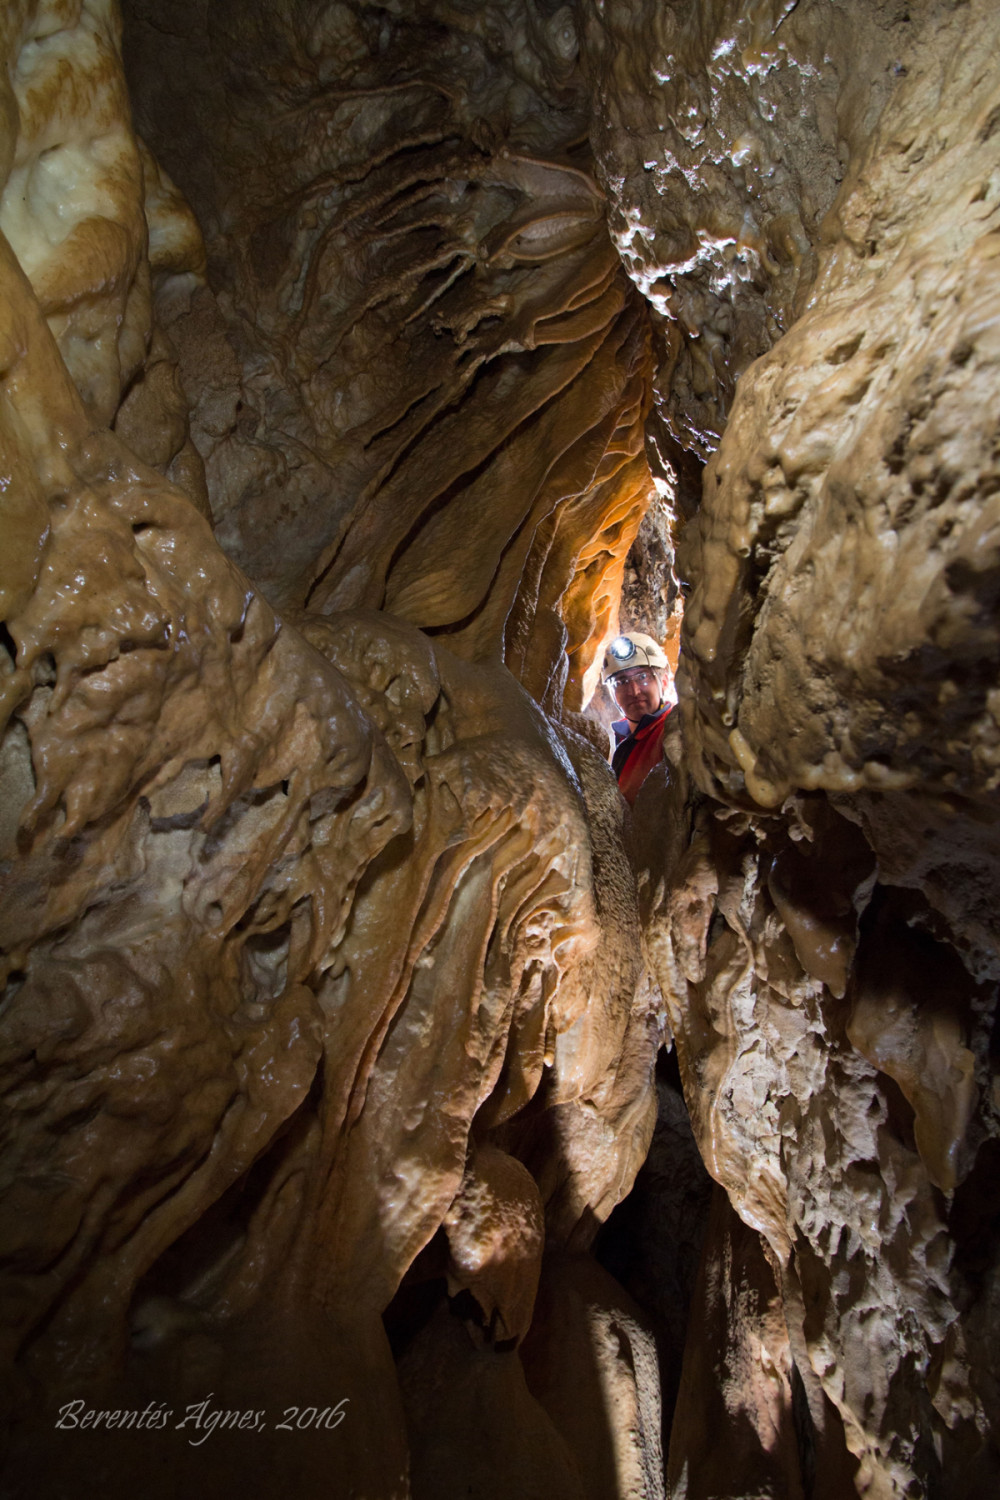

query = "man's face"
[610,666,665,724]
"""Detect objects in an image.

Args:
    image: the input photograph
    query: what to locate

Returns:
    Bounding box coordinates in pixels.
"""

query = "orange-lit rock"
[123,0,655,713]
[2,1,1000,1497]
[592,1,1000,1492]
[0,5,661,1494]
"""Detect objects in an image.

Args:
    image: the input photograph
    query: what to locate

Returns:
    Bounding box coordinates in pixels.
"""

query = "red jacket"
[611,705,672,805]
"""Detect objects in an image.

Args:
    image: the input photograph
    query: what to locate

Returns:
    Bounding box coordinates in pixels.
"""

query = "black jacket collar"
[612,702,669,745]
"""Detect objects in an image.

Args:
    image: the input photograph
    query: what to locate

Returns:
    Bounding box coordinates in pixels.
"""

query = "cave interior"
[1,1,1000,1497]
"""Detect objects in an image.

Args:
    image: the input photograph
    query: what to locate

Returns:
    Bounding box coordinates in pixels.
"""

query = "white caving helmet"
[601,631,669,683]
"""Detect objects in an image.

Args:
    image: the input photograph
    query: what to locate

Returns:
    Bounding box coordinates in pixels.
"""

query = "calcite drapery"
[0,3,660,1495]
[3,0,1000,1497]
[122,0,655,714]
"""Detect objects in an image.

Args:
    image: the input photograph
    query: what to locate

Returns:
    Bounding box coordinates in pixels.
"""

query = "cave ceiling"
[1,2,1000,1498]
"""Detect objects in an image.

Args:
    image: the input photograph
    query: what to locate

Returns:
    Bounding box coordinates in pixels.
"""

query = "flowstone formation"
[0,3,660,1496]
[584,0,1000,1494]
[2,1,1000,1498]
[122,0,655,715]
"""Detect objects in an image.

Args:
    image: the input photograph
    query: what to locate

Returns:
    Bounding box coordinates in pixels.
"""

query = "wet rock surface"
[1,1,1000,1497]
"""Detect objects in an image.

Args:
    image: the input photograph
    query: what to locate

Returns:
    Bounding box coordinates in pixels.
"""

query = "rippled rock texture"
[123,0,655,715]
[2,1,1000,1498]
[0,4,659,1496]
[613,1,1000,1495]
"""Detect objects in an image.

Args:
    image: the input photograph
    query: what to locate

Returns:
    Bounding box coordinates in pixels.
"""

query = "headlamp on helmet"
[609,636,636,663]
[601,631,669,683]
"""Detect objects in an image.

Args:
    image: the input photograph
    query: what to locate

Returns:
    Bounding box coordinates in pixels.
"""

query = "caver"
[602,632,673,806]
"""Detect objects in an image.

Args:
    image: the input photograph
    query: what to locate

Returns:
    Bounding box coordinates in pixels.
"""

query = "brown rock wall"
[575,1,1000,1492]
[0,5,661,1494]
[578,0,908,460]
[2,1,1000,1497]
[122,0,655,710]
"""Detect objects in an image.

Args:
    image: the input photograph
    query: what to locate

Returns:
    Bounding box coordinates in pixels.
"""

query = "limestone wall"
[1,3,999,1497]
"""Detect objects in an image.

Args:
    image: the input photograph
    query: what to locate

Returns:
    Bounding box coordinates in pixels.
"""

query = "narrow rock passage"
[1,3,999,1497]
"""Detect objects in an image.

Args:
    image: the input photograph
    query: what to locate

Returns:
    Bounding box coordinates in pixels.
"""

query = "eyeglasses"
[611,670,657,692]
